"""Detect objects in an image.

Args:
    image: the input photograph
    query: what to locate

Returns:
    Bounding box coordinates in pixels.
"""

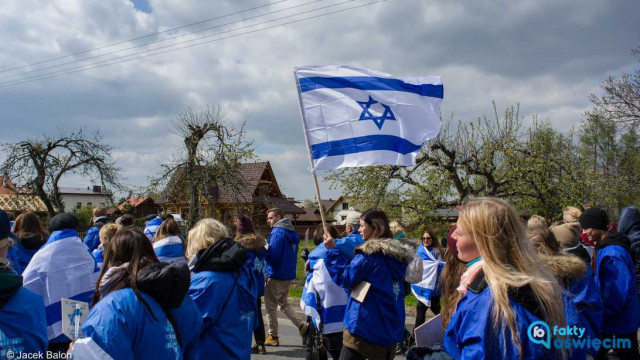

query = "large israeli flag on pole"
[294,65,443,171]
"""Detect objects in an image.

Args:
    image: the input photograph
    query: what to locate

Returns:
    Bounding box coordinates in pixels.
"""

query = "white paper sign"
[61,298,90,341]
[414,313,443,346]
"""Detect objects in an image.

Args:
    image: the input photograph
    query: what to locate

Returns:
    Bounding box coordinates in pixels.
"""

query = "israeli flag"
[410,245,444,307]
[300,258,348,334]
[144,217,162,241]
[294,65,443,170]
[22,229,100,341]
[153,236,187,264]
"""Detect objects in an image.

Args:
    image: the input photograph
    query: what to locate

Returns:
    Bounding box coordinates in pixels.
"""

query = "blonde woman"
[92,223,121,269]
[187,218,258,360]
[444,198,566,359]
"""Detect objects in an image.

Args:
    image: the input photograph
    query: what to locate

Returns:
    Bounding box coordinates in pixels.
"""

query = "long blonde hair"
[459,197,565,356]
[186,218,229,259]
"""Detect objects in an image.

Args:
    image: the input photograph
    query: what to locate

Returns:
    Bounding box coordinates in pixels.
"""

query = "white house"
[322,196,359,225]
[59,185,112,211]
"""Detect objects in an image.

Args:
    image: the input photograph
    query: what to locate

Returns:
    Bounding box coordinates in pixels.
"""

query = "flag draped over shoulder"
[410,245,444,307]
[153,236,187,264]
[22,229,100,342]
[300,258,348,334]
[294,65,443,171]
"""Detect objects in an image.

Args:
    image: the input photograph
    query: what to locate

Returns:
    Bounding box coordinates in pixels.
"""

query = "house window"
[342,202,349,210]
[100,203,105,207]
[76,202,82,209]
[87,202,92,207]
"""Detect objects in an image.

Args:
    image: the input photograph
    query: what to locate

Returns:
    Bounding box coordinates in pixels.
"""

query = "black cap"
[143,214,158,222]
[578,208,609,231]
[49,213,79,231]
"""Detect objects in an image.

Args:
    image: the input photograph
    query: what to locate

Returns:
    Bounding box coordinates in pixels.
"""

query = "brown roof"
[294,207,334,222]
[0,177,27,195]
[157,161,304,214]
[118,197,154,210]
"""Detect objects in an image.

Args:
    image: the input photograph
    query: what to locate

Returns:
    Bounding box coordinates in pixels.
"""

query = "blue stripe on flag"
[322,305,347,324]
[45,290,95,326]
[154,243,184,257]
[299,76,444,98]
[310,135,422,160]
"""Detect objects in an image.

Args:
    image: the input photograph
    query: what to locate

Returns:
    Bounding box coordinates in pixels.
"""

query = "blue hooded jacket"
[308,231,364,269]
[324,238,414,347]
[0,269,48,357]
[189,238,258,360]
[83,216,109,253]
[444,270,558,360]
[82,263,201,360]
[10,233,45,274]
[594,230,640,334]
[264,219,300,280]
[235,233,268,297]
[617,205,640,298]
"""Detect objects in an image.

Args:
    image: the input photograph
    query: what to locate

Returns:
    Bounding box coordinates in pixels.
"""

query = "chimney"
[93,185,102,193]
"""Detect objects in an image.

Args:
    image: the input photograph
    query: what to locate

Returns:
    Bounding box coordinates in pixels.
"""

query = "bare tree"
[589,45,640,127]
[151,105,255,229]
[1,129,123,217]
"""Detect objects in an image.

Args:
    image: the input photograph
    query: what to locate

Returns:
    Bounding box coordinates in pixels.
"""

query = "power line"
[0,0,387,89]
[0,0,328,81]
[0,0,290,75]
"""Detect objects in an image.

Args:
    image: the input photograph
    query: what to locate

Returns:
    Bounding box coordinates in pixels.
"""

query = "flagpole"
[293,69,328,234]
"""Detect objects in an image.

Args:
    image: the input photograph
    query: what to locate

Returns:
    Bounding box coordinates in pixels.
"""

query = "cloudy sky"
[0,0,638,202]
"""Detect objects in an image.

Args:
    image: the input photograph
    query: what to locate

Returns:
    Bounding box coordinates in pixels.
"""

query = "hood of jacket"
[136,262,190,309]
[94,216,109,227]
[235,233,267,252]
[273,218,295,232]
[356,238,415,264]
[0,262,22,301]
[19,232,46,250]
[539,253,586,284]
[618,206,640,243]
[597,229,632,256]
[192,237,248,273]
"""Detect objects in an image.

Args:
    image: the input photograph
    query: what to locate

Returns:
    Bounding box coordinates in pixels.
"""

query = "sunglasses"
[422,236,432,240]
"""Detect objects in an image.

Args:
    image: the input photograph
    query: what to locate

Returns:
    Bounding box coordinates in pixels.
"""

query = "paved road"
[252,298,418,359]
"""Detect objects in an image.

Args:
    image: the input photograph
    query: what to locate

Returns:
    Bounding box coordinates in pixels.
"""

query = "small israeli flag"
[294,65,443,170]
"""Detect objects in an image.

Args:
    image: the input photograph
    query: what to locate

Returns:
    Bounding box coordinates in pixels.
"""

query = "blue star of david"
[357,95,396,130]
[68,308,83,326]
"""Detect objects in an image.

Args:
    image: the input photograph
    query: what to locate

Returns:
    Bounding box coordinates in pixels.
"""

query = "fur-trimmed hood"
[355,238,415,264]
[235,233,267,252]
[539,253,586,282]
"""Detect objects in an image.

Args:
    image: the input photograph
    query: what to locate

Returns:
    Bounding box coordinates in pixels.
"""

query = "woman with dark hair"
[323,208,415,360]
[153,218,187,264]
[410,228,445,337]
[75,228,202,359]
[11,211,48,272]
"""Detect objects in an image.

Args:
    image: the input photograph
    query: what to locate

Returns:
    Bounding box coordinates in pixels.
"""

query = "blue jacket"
[264,219,300,280]
[594,231,640,334]
[617,206,640,298]
[324,238,414,347]
[444,271,557,360]
[189,238,258,360]
[308,232,364,269]
[569,265,603,343]
[92,247,104,269]
[0,271,48,357]
[246,250,266,297]
[9,233,45,274]
[83,288,202,359]
[83,216,109,253]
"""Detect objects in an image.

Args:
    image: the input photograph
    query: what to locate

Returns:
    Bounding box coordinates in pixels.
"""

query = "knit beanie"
[578,208,608,231]
[50,212,79,231]
[236,214,255,235]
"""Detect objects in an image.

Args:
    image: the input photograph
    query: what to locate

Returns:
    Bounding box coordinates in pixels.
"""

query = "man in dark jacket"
[263,208,306,346]
[617,205,640,300]
[83,207,109,252]
[579,208,640,360]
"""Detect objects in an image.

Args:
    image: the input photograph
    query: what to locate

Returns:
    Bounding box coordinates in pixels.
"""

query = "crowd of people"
[1,198,640,359]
